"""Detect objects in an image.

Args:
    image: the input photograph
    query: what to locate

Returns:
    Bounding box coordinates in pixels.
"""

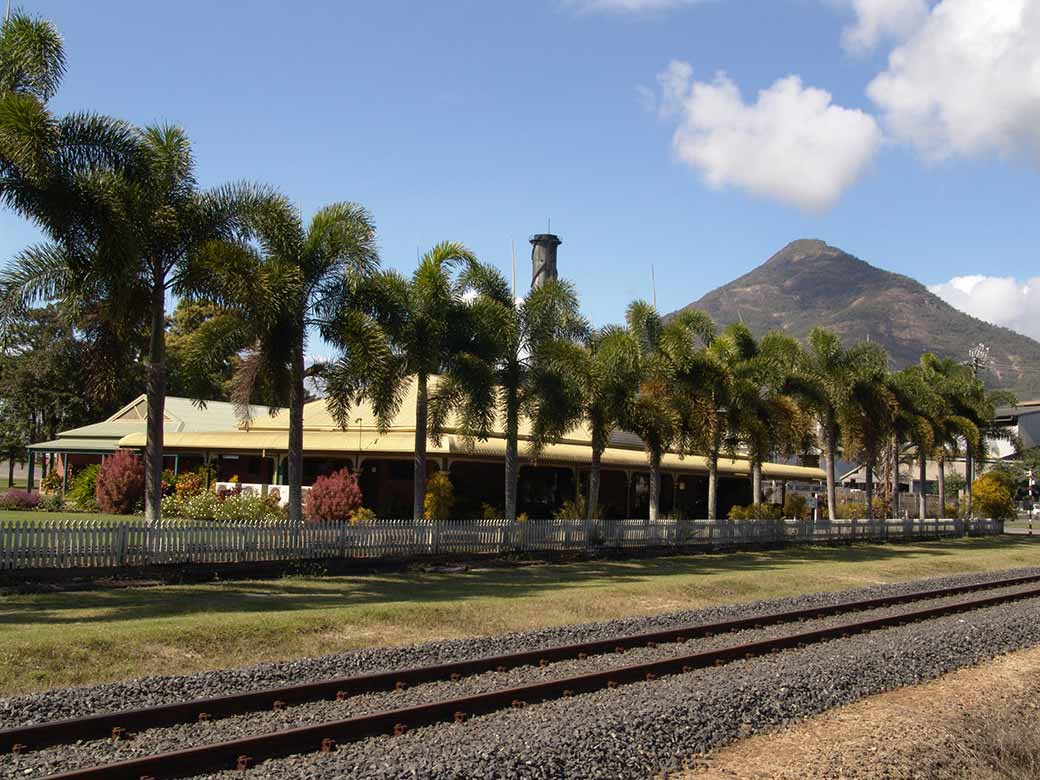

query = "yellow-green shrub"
[424,472,454,521]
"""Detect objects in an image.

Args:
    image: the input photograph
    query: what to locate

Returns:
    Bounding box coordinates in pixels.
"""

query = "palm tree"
[910,354,1016,517]
[455,262,586,521]
[0,9,64,102]
[535,325,639,519]
[327,242,494,520]
[786,328,886,521]
[839,350,896,520]
[727,330,813,509]
[1,124,266,522]
[620,301,715,522]
[187,198,379,525]
[1,9,137,236]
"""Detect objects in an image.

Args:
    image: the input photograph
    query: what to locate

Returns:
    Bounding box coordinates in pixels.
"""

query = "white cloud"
[830,0,930,53]
[929,275,1040,340]
[562,0,705,12]
[867,0,1040,162]
[654,61,882,211]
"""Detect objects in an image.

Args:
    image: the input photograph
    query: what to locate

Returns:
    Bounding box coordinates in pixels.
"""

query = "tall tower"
[529,233,561,290]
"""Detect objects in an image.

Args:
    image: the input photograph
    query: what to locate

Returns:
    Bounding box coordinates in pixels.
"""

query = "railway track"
[8,573,1040,780]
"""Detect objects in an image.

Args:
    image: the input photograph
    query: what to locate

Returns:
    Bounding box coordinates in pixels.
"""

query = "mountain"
[669,239,1040,399]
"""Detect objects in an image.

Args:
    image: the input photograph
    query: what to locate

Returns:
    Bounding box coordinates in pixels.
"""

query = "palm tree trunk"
[413,372,428,521]
[824,427,838,521]
[648,450,661,522]
[144,276,166,525]
[751,461,762,507]
[504,394,519,521]
[918,451,927,520]
[707,449,719,520]
[938,452,947,517]
[891,437,900,518]
[587,446,602,520]
[865,463,874,520]
[965,444,974,519]
[286,320,305,527]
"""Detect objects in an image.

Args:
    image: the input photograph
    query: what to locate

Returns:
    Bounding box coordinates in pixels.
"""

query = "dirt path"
[674,645,1040,780]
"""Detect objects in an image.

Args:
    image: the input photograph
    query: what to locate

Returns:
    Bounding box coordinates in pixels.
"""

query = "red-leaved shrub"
[96,449,145,514]
[305,468,363,522]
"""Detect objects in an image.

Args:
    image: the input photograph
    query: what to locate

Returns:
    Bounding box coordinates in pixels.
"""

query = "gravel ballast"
[4,566,1040,779]
[5,566,1039,730]
[190,596,1040,780]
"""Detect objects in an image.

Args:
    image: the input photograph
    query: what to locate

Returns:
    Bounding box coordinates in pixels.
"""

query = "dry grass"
[2,537,1040,696]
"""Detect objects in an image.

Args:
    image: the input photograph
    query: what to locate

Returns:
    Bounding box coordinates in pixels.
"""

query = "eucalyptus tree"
[324,242,496,520]
[620,301,715,522]
[1,124,267,522]
[454,262,587,521]
[186,198,379,525]
[534,325,639,519]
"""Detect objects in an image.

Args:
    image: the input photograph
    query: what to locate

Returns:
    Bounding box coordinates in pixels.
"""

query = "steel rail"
[5,572,1040,756]
[27,581,1040,780]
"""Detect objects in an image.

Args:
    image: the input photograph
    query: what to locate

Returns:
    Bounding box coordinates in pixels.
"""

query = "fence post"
[117,523,130,567]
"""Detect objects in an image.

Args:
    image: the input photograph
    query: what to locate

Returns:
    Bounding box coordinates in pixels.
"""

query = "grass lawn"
[0,510,129,524]
[2,537,1040,696]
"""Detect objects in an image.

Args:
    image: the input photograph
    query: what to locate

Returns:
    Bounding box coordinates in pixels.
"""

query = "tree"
[535,325,639,519]
[456,261,587,520]
[1,123,267,523]
[620,301,715,521]
[888,365,941,519]
[726,330,813,509]
[787,328,886,521]
[0,305,128,484]
[326,242,491,520]
[189,198,379,525]
[971,471,1016,520]
[839,348,897,519]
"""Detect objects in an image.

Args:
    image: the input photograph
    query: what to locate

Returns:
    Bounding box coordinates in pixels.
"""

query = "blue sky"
[2,0,1038,340]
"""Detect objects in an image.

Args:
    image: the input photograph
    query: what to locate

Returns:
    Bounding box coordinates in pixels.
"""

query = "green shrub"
[161,494,184,517]
[349,506,376,523]
[747,502,783,520]
[783,494,807,520]
[305,468,363,522]
[481,503,503,520]
[213,494,283,523]
[96,450,144,514]
[178,491,221,521]
[37,493,64,512]
[424,472,454,521]
[553,496,587,520]
[727,505,748,521]
[837,502,868,520]
[68,465,100,511]
[39,469,62,493]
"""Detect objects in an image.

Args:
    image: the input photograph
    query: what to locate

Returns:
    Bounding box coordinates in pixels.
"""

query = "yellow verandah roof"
[117,378,826,482]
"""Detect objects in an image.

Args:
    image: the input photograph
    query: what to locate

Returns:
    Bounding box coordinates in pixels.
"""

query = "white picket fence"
[0,517,1003,571]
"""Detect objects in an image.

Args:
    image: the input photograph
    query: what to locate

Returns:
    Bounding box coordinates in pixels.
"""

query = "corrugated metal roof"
[28,437,119,453]
[118,429,826,480]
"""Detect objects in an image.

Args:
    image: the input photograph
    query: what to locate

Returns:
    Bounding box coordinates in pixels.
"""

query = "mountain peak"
[767,238,843,264]
[670,240,1040,397]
